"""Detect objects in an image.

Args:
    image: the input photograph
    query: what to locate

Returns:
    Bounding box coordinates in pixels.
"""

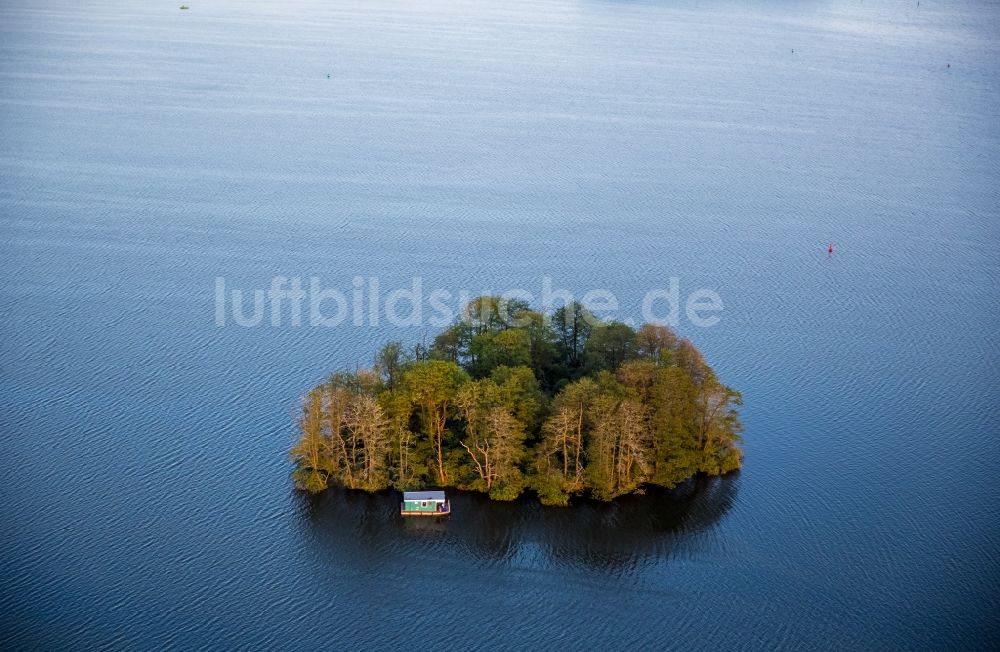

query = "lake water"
[1,0,998,648]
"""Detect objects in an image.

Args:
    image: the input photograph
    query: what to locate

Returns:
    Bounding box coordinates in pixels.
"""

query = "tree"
[534,378,597,505]
[468,328,532,377]
[585,392,621,501]
[375,341,407,388]
[290,387,335,493]
[346,393,390,491]
[455,379,526,498]
[324,373,358,489]
[614,398,652,494]
[400,359,468,486]
[674,338,709,384]
[491,365,545,433]
[648,366,700,488]
[480,409,526,500]
[583,321,637,373]
[462,295,529,335]
[515,309,561,389]
[694,370,744,475]
[430,324,466,364]
[636,324,677,365]
[380,389,420,489]
[552,302,595,371]
[585,387,651,501]
[617,360,657,403]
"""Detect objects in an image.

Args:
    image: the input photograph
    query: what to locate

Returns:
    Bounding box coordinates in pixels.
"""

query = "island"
[290,296,743,506]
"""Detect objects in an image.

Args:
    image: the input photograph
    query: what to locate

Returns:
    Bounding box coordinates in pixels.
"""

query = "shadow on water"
[294,474,739,573]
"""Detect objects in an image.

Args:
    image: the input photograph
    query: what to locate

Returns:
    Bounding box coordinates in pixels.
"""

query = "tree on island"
[290,297,743,505]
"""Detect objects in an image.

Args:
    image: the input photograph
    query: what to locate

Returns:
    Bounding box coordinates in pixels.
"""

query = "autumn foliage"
[291,297,742,505]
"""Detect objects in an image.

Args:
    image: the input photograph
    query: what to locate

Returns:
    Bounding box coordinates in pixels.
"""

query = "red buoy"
[828,243,833,253]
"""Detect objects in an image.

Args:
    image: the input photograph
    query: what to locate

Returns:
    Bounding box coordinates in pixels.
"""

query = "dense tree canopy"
[291,297,743,505]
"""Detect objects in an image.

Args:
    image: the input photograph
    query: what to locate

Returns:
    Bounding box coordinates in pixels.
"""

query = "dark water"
[2,0,999,648]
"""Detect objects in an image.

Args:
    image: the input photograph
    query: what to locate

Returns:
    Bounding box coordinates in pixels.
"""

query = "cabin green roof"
[403,491,446,501]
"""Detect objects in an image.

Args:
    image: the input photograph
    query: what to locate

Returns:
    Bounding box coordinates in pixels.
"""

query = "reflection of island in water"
[296,474,739,572]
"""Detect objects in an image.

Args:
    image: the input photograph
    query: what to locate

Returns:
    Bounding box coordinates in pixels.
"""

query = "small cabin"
[401,491,450,517]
